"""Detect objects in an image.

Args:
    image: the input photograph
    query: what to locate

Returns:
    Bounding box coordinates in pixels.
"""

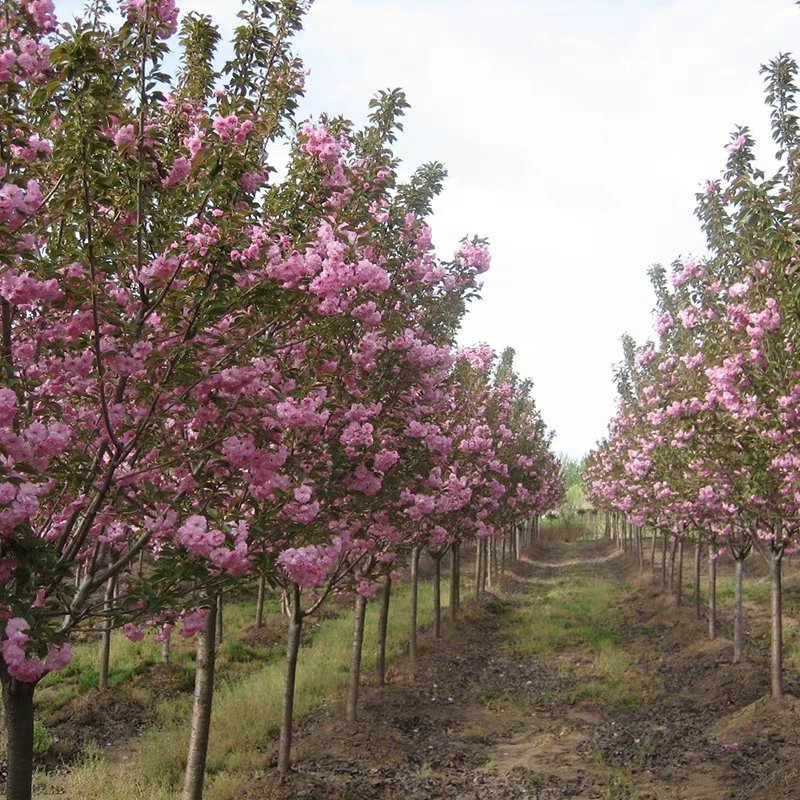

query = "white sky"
[61,0,800,456]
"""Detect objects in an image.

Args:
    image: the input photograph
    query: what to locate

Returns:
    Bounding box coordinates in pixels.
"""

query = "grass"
[38,579,444,800]
[506,577,640,707]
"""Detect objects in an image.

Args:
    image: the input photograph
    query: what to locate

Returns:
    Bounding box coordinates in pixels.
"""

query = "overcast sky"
[62,0,800,456]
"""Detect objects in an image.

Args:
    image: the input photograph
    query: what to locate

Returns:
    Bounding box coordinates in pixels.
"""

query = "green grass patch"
[46,579,444,800]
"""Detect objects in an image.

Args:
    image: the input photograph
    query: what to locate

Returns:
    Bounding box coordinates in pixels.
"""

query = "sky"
[61,0,800,456]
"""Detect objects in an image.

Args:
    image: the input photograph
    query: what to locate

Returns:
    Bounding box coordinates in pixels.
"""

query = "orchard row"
[585,44,800,705]
[0,2,563,799]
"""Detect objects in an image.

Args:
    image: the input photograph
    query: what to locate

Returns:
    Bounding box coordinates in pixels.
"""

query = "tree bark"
[215,593,223,645]
[769,548,784,700]
[2,677,35,800]
[162,636,172,665]
[278,584,303,775]
[450,543,460,620]
[409,545,420,677]
[345,593,368,722]
[668,536,677,593]
[255,576,266,628]
[708,543,717,640]
[433,554,442,638]
[182,604,217,800]
[733,555,746,664]
[694,537,702,620]
[649,527,657,569]
[661,529,668,587]
[98,575,116,691]
[474,539,482,600]
[676,538,684,606]
[376,574,392,686]
[637,526,644,568]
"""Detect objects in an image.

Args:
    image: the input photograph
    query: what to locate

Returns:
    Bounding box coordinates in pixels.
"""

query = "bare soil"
[242,538,800,800]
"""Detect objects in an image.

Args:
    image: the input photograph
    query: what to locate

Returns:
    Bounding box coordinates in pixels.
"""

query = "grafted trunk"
[376,575,392,686]
[708,543,717,640]
[409,545,421,676]
[433,554,442,638]
[99,575,116,691]
[450,543,460,620]
[345,594,368,722]
[2,677,35,800]
[769,549,784,700]
[733,556,746,664]
[182,604,217,800]
[255,576,267,628]
[278,584,303,774]
[694,537,702,620]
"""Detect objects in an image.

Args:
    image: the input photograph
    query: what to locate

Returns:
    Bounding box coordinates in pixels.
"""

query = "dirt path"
[244,538,800,800]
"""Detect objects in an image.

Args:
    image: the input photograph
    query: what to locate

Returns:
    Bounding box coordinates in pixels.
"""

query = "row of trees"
[0,2,562,798]
[584,34,800,705]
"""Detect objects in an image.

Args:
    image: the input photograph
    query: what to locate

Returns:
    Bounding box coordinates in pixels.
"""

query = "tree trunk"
[649,528,656,569]
[345,593,368,722]
[278,584,303,775]
[2,677,35,800]
[409,545,420,676]
[637,526,644,568]
[450,543,460,620]
[676,538,684,606]
[661,529,667,587]
[708,543,717,640]
[694,537,702,620]
[98,575,116,691]
[182,604,217,800]
[500,535,506,576]
[215,594,223,645]
[376,574,392,686]
[769,549,784,701]
[668,536,677,594]
[162,636,172,665]
[255,576,266,628]
[433,554,442,638]
[733,556,745,664]
[474,539,482,600]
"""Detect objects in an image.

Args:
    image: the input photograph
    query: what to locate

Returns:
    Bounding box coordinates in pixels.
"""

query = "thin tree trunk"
[676,538,684,605]
[450,543,460,620]
[668,536,678,594]
[162,636,172,665]
[215,594,223,645]
[409,545,420,676]
[278,584,303,775]
[2,677,35,800]
[255,576,266,628]
[649,527,657,569]
[661,529,668,587]
[694,537,702,620]
[500,535,506,576]
[98,575,116,691]
[733,556,745,664]
[182,604,217,800]
[376,575,392,686]
[708,543,717,640]
[474,539,482,600]
[770,549,784,701]
[345,594,368,722]
[433,554,442,637]
[637,526,644,568]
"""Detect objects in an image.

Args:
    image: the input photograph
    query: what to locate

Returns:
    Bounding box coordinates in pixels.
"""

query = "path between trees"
[248,537,800,800]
